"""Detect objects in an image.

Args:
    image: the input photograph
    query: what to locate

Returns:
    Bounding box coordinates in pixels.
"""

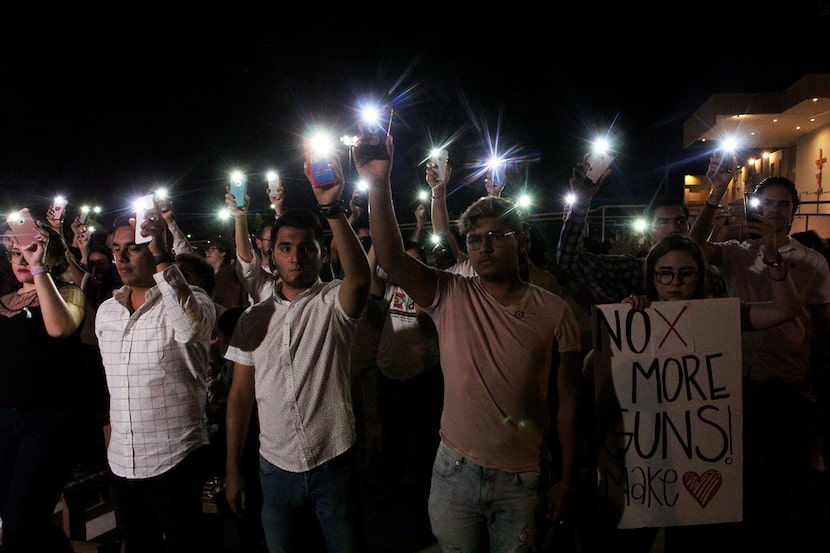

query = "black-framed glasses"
[654,269,698,285]
[5,250,23,262]
[465,230,517,251]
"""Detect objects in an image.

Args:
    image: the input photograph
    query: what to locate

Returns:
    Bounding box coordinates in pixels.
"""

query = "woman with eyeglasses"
[0,223,87,552]
[624,233,800,330]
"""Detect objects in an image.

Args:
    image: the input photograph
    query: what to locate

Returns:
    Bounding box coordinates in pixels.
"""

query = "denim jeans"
[108,445,210,553]
[0,406,82,553]
[428,440,540,553]
[259,446,362,553]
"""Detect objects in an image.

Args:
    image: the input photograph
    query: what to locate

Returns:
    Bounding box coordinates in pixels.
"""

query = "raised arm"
[689,152,736,264]
[307,153,371,318]
[365,135,438,309]
[426,162,463,262]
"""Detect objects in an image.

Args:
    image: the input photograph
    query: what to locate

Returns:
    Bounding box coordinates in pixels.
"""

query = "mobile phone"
[78,206,90,225]
[51,195,68,221]
[744,192,762,240]
[134,194,155,244]
[267,173,281,198]
[585,151,615,183]
[354,109,392,162]
[304,140,338,188]
[6,208,40,248]
[229,172,247,207]
[430,149,449,182]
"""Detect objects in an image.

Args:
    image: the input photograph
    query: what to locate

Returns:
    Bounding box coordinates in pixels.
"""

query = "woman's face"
[653,250,699,301]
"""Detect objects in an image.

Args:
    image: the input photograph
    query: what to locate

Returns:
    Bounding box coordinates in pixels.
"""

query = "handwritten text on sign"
[592,298,742,528]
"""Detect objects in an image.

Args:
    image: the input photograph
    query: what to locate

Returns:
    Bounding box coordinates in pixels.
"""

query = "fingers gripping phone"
[51,196,68,221]
[134,194,155,244]
[354,108,392,162]
[6,208,40,248]
[430,149,449,182]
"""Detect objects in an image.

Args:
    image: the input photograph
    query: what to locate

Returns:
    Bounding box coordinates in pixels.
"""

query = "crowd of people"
[0,130,828,553]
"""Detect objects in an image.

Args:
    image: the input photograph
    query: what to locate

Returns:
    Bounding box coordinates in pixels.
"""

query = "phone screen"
[6,208,40,248]
[744,192,762,240]
[305,141,337,188]
[431,150,449,182]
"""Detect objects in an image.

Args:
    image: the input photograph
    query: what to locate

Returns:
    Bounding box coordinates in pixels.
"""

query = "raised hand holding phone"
[6,208,41,249]
[353,107,392,166]
[304,134,339,188]
[133,194,155,244]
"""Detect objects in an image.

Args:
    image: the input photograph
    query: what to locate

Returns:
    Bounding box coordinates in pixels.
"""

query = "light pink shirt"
[425,275,581,472]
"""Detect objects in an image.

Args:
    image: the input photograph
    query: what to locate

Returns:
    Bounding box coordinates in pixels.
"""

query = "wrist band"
[30,265,50,276]
[318,200,350,218]
[153,253,174,265]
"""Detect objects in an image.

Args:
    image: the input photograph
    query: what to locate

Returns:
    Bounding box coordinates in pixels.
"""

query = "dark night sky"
[3,3,830,239]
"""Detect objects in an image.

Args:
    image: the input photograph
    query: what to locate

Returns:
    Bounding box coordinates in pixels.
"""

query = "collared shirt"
[96,265,215,479]
[713,236,830,382]
[224,279,359,473]
[235,250,276,305]
[557,204,728,301]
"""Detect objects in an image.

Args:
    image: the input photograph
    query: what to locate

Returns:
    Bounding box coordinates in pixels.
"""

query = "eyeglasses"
[465,230,517,251]
[654,269,698,285]
[5,250,23,262]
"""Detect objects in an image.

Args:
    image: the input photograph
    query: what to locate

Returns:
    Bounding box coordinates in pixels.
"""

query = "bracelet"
[30,265,50,276]
[761,253,783,268]
[318,200,350,219]
[153,253,174,265]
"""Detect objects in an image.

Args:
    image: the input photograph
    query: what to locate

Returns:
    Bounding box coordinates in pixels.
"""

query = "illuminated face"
[653,250,699,302]
[270,226,322,290]
[649,205,690,242]
[464,217,520,279]
[111,225,155,288]
[756,185,795,232]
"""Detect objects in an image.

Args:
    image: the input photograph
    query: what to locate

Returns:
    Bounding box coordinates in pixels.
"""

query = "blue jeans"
[109,445,210,553]
[428,440,540,553]
[0,406,82,553]
[259,446,362,553]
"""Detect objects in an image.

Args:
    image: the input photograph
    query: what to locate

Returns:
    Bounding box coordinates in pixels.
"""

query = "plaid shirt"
[557,204,727,302]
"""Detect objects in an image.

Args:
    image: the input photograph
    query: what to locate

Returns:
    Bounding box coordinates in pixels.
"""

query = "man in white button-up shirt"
[96,210,216,553]
[224,152,372,553]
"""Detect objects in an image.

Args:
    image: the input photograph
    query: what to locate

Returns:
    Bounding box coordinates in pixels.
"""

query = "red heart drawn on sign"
[682,470,722,508]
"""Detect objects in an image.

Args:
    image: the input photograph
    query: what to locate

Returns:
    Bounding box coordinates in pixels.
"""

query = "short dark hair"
[644,195,689,222]
[270,208,325,251]
[754,176,800,212]
[457,196,525,236]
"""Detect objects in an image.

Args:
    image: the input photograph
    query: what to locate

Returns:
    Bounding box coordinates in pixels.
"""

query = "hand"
[706,152,736,196]
[306,151,345,206]
[137,206,167,254]
[748,213,777,244]
[265,181,284,216]
[426,161,451,192]
[70,215,85,237]
[20,227,48,268]
[484,175,505,197]
[224,187,247,217]
[414,204,426,225]
[569,155,609,200]
[352,134,393,187]
[45,205,63,230]
[224,469,247,517]
[160,202,176,225]
[622,294,651,310]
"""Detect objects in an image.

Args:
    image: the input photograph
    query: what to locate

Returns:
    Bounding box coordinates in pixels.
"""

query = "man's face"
[270,226,322,289]
[464,217,521,280]
[111,225,155,287]
[255,226,273,257]
[756,185,795,232]
[649,205,690,242]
